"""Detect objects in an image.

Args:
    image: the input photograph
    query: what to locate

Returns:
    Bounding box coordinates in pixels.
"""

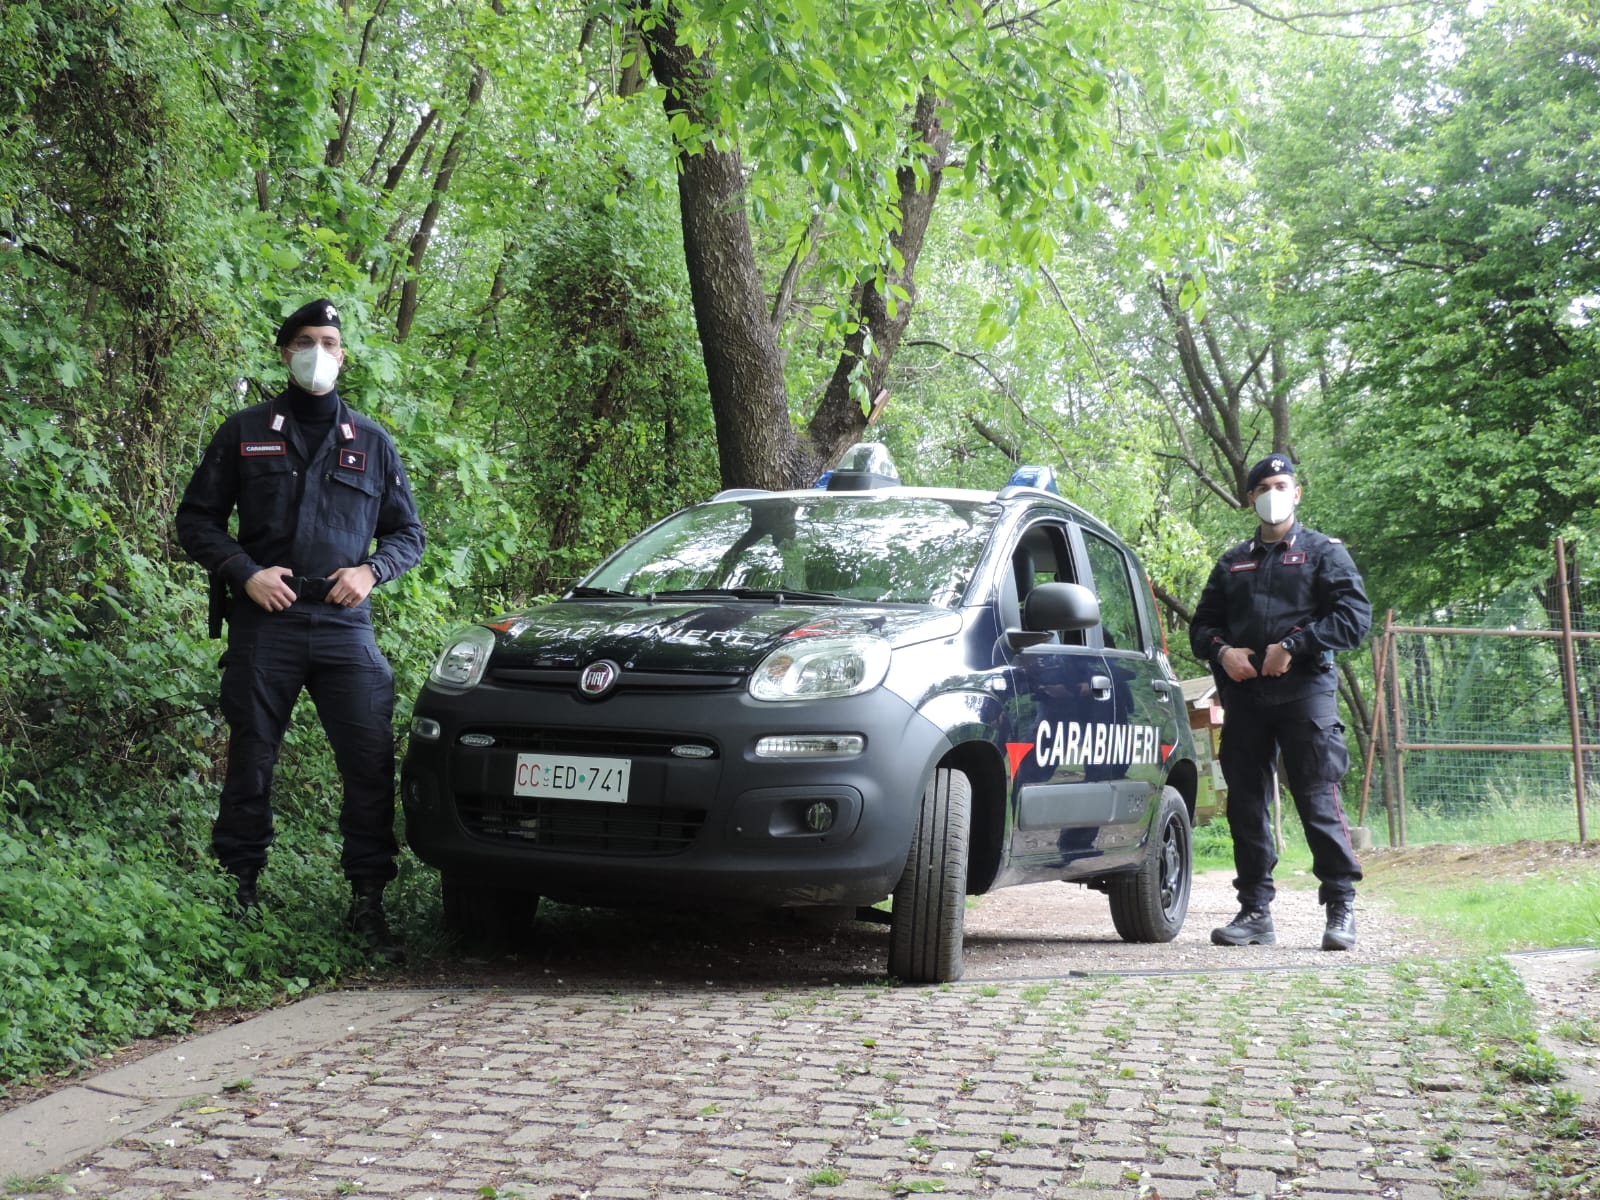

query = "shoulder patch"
[1329,537,1343,544]
[241,440,286,456]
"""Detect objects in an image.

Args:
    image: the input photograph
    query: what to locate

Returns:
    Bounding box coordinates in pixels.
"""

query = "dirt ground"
[393,838,1600,987]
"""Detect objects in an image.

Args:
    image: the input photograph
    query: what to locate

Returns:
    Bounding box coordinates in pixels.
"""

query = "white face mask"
[1254,486,1297,525]
[288,345,340,394]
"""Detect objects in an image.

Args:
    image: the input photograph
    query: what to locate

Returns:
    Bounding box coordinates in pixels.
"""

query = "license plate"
[513,753,631,802]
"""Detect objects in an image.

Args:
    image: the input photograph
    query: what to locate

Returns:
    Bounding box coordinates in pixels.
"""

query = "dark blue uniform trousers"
[215,602,399,882]
[1218,686,1362,909]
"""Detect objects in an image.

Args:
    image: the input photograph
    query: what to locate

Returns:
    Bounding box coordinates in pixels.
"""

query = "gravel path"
[406,869,1455,990]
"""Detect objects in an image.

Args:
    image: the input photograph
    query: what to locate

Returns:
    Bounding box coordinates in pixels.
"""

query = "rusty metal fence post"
[1554,537,1589,842]
[1385,613,1407,847]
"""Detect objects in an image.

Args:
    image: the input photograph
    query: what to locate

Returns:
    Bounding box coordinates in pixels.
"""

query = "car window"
[585,495,1001,607]
[1001,520,1085,646]
[1081,530,1143,652]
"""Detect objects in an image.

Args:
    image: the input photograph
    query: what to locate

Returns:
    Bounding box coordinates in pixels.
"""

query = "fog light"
[754,733,865,758]
[412,717,442,741]
[804,801,836,833]
[402,774,437,813]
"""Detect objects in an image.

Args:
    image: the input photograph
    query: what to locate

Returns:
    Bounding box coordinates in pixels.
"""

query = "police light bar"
[1006,465,1060,494]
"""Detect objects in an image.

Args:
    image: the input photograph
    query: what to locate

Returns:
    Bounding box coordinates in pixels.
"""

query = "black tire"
[888,767,972,983]
[441,875,540,950]
[1108,785,1192,942]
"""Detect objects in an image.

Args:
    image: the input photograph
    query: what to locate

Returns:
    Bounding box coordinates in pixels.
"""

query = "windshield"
[583,494,1000,608]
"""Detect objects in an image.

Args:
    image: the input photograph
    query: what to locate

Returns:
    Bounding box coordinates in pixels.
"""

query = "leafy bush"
[0,540,459,1094]
[1191,819,1235,870]
[0,818,366,1087]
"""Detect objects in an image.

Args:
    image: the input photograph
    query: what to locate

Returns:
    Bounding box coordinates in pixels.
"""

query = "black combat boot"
[348,879,406,965]
[1322,899,1356,951]
[232,869,260,914]
[1211,906,1277,946]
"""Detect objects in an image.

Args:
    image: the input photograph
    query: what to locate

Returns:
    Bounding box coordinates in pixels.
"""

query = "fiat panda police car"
[402,446,1199,982]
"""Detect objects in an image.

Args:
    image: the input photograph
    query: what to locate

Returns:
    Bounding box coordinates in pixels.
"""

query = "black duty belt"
[286,576,334,603]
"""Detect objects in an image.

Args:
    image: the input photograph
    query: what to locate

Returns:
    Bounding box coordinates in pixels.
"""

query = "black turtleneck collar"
[284,383,340,422]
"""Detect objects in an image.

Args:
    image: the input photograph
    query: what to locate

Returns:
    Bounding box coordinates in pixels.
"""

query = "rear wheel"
[888,767,972,983]
[441,876,541,950]
[1108,786,1192,942]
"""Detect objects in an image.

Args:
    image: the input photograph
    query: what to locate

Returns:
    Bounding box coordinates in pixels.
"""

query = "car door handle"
[1091,674,1113,701]
[1151,680,1174,700]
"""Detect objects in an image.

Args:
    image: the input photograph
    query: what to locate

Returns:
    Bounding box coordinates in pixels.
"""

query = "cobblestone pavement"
[41,964,1538,1200]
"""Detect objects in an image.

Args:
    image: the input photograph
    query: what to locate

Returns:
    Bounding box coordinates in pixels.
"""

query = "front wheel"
[887,767,972,983]
[1108,786,1192,942]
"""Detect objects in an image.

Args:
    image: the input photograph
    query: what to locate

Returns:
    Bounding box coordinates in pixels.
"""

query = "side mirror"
[1023,582,1100,633]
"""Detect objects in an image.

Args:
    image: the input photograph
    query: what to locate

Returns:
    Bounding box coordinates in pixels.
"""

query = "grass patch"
[1200,811,1600,955]
[1367,873,1600,954]
[1360,846,1600,954]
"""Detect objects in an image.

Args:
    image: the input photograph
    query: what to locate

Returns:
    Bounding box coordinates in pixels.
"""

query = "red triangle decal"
[1006,742,1033,777]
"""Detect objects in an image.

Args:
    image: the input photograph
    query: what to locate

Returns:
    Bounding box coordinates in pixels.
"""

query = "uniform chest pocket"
[322,465,383,534]
[235,455,299,542]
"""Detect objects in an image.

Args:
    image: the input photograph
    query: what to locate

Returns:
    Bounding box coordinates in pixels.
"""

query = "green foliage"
[1301,4,1600,612]
[1190,821,1235,872]
[0,817,360,1085]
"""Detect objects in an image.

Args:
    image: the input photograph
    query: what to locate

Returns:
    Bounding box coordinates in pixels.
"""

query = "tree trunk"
[805,90,952,470]
[395,79,482,341]
[643,16,796,490]
[645,16,954,489]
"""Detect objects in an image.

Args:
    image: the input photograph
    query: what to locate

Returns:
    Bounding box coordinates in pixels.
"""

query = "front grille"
[457,794,704,855]
[489,666,745,693]
[461,727,718,758]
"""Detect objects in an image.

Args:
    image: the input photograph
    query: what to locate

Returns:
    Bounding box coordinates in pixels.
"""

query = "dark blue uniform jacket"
[1189,522,1371,703]
[175,389,425,610]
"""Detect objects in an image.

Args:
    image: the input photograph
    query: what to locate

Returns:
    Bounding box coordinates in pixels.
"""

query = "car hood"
[485,598,962,674]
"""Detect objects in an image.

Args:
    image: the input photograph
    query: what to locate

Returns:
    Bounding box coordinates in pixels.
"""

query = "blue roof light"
[1006,465,1059,494]
[825,443,901,491]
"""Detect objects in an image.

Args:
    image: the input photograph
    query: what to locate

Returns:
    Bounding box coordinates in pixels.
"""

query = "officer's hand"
[327,564,376,608]
[1262,642,1293,677]
[1219,646,1258,682]
[245,566,297,612]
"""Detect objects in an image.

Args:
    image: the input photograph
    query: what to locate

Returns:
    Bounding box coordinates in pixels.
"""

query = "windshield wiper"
[648,587,847,604]
[567,586,637,599]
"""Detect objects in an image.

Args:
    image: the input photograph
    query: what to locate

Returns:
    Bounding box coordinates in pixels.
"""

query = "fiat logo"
[579,659,620,698]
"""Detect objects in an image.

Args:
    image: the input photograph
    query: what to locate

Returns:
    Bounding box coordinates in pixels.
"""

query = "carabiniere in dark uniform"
[1189,456,1371,949]
[176,299,424,961]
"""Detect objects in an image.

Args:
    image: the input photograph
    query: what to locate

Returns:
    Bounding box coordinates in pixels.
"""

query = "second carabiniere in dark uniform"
[176,298,425,962]
[1189,454,1370,951]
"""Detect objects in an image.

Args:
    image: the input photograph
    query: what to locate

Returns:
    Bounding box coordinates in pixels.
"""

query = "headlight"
[428,625,497,692]
[749,635,890,701]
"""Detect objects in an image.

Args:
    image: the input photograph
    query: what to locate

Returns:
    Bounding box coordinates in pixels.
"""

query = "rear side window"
[1081,531,1143,652]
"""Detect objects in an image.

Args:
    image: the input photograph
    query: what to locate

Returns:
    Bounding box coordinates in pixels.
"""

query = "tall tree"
[605,0,1240,488]
[1305,3,1600,613]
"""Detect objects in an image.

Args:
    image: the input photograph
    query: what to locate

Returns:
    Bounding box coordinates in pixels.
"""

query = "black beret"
[1245,453,1296,493]
[274,298,342,346]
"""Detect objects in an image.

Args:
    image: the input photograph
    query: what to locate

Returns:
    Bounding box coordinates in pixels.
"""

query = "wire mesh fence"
[1358,542,1599,846]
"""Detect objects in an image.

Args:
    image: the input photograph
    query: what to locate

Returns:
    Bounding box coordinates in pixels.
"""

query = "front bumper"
[401,678,954,908]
